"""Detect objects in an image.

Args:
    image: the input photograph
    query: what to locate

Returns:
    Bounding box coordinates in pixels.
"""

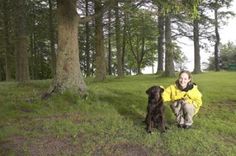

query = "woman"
[162,70,202,129]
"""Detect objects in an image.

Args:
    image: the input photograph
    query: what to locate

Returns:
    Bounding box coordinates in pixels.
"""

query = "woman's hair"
[178,70,192,82]
[175,70,194,91]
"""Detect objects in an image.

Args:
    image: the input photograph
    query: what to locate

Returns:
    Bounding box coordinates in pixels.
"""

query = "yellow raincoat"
[162,84,202,114]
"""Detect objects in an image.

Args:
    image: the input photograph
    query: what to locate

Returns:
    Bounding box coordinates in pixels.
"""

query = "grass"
[0,72,236,155]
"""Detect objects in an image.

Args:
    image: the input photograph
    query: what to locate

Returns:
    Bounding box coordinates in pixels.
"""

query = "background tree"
[94,0,106,81]
[157,2,164,73]
[115,0,123,77]
[15,0,30,83]
[48,0,56,77]
[208,42,236,70]
[164,12,175,77]
[208,0,234,71]
[49,0,87,95]
[126,9,158,75]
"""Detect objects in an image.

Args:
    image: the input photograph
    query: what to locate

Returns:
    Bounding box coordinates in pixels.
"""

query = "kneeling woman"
[162,70,202,129]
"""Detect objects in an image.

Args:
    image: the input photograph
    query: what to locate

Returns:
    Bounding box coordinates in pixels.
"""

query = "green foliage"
[0,72,236,155]
[208,42,236,70]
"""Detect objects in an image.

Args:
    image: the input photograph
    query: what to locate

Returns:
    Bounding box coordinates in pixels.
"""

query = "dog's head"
[146,86,164,101]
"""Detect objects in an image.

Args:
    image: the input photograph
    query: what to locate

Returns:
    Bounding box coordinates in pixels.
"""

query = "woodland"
[0,0,235,96]
[1,1,236,155]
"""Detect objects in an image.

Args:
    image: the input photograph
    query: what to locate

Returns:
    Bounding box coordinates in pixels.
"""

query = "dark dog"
[145,86,166,133]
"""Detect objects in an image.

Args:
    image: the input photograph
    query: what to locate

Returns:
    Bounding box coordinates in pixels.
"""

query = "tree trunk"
[51,0,87,95]
[115,0,123,77]
[157,3,164,73]
[3,0,14,81]
[108,9,112,75]
[122,12,127,74]
[15,0,30,83]
[164,14,175,77]
[214,2,220,71]
[85,0,91,77]
[193,18,201,73]
[94,0,106,81]
[48,0,56,77]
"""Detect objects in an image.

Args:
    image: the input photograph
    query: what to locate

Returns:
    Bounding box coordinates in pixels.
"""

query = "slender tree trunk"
[94,0,106,81]
[122,12,127,74]
[164,14,175,77]
[15,0,30,82]
[137,35,145,75]
[3,0,14,81]
[193,18,201,73]
[29,4,37,80]
[48,0,56,77]
[115,0,123,77]
[214,2,220,71]
[50,0,87,95]
[85,0,91,77]
[108,9,112,75]
[157,3,164,73]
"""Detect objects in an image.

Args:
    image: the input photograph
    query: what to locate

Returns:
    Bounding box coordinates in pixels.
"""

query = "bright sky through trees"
[143,0,236,73]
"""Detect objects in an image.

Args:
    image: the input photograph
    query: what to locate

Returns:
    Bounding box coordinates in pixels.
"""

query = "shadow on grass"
[96,88,146,125]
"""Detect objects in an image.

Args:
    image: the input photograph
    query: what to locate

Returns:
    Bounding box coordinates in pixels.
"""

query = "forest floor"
[0,72,236,156]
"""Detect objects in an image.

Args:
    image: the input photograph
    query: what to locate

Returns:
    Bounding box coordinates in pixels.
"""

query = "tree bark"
[157,4,164,73]
[94,0,106,81]
[85,0,91,77]
[3,0,14,81]
[51,0,87,95]
[108,9,112,75]
[48,0,56,77]
[193,17,201,73]
[15,0,30,83]
[115,0,123,77]
[164,14,175,77]
[214,1,220,71]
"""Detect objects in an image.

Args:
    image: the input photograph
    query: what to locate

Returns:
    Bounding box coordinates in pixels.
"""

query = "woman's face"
[178,73,191,89]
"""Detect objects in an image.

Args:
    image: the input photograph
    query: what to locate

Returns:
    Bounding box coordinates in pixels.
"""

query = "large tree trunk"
[94,0,106,81]
[48,0,56,77]
[3,0,14,81]
[50,0,86,95]
[157,3,164,73]
[214,1,220,71]
[115,0,123,77]
[164,14,175,77]
[15,0,30,83]
[193,18,201,73]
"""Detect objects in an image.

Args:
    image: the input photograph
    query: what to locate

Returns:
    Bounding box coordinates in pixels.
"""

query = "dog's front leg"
[146,108,153,133]
[159,107,166,133]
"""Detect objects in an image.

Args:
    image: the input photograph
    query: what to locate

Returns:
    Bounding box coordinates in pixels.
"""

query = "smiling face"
[178,72,191,89]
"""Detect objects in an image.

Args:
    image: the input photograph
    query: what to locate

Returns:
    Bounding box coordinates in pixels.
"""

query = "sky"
[143,0,236,73]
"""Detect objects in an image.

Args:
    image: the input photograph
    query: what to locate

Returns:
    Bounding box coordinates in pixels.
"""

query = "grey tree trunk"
[85,0,91,77]
[3,0,14,81]
[108,9,112,75]
[15,0,30,83]
[94,0,106,81]
[51,0,87,95]
[115,0,123,77]
[193,18,201,73]
[157,4,164,73]
[214,1,220,71]
[48,0,56,77]
[164,14,175,77]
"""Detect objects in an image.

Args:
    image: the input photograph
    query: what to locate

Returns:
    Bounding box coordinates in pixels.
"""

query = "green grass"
[0,72,236,155]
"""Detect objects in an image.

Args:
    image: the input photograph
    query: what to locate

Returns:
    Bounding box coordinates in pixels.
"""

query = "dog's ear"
[160,86,164,93]
[146,87,152,95]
